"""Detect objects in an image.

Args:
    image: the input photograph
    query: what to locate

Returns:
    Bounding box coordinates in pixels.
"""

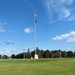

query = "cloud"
[59,8,71,19]
[0,42,3,45]
[44,0,75,23]
[0,20,7,32]
[66,15,75,21]
[66,47,75,51]
[4,40,14,45]
[0,20,12,33]
[0,27,6,32]
[67,47,71,50]
[0,40,14,45]
[4,48,16,54]
[52,31,75,42]
[24,0,35,9]
[5,50,11,53]
[59,0,73,5]
[0,20,7,26]
[0,48,17,55]
[24,27,34,33]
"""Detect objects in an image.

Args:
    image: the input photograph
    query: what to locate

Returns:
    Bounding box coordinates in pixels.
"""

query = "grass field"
[0,58,75,75]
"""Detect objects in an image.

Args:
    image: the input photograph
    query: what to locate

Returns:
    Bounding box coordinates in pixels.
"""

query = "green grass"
[0,58,75,75]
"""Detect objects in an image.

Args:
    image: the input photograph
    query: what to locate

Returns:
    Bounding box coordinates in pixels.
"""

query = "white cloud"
[67,47,71,50]
[66,0,73,5]
[5,50,11,53]
[4,48,16,54]
[44,0,75,23]
[0,20,7,26]
[52,31,75,42]
[0,20,7,32]
[24,27,34,33]
[0,48,17,55]
[60,0,73,5]
[0,20,12,33]
[67,38,75,42]
[0,40,14,45]
[4,40,14,45]
[59,9,71,19]
[66,15,75,21]
[24,28,30,33]
[0,27,6,32]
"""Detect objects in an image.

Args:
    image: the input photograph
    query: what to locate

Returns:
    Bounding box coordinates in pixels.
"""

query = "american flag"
[34,11,38,23]
[34,11,38,17]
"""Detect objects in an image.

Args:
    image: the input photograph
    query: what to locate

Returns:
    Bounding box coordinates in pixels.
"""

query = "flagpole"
[34,10,36,55]
[34,10,38,59]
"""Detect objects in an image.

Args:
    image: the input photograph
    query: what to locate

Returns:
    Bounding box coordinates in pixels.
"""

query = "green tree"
[26,48,31,58]
[11,54,15,58]
[2,55,8,59]
[62,51,68,58]
[74,51,75,57]
[40,50,44,58]
[44,50,50,58]
[0,55,2,59]
[51,51,55,58]
[31,50,35,58]
[68,51,74,58]
[54,50,62,58]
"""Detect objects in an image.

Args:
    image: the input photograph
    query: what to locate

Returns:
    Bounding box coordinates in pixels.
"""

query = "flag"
[34,11,38,23]
[35,18,37,23]
[34,11,38,17]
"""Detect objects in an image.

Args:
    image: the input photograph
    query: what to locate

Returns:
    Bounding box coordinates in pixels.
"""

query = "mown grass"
[0,58,75,75]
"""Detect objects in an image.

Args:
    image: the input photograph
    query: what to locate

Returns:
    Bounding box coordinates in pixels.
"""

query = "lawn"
[0,58,75,75]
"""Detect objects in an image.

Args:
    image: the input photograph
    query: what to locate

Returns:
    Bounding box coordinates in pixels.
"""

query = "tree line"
[0,47,75,59]
[11,47,75,59]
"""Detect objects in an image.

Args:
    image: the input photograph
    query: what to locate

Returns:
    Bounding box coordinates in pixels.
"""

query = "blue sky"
[0,0,75,56]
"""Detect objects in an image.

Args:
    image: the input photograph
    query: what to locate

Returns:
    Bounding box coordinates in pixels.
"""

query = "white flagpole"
[34,10,38,59]
[34,10,37,55]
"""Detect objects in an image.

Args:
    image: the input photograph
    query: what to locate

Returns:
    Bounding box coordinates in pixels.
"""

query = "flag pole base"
[34,54,38,59]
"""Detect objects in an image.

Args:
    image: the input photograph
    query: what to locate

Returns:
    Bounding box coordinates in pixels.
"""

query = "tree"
[9,48,75,59]
[26,48,31,58]
[54,50,62,58]
[74,51,75,57]
[62,51,68,58]
[58,49,62,58]
[11,54,15,58]
[31,50,35,58]
[0,55,2,59]
[15,53,23,58]
[68,51,74,58]
[40,50,44,58]
[44,50,50,58]
[51,51,55,58]
[53,50,61,58]
[2,55,8,59]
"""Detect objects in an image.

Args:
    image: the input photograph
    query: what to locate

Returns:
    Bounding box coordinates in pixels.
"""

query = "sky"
[0,0,75,56]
